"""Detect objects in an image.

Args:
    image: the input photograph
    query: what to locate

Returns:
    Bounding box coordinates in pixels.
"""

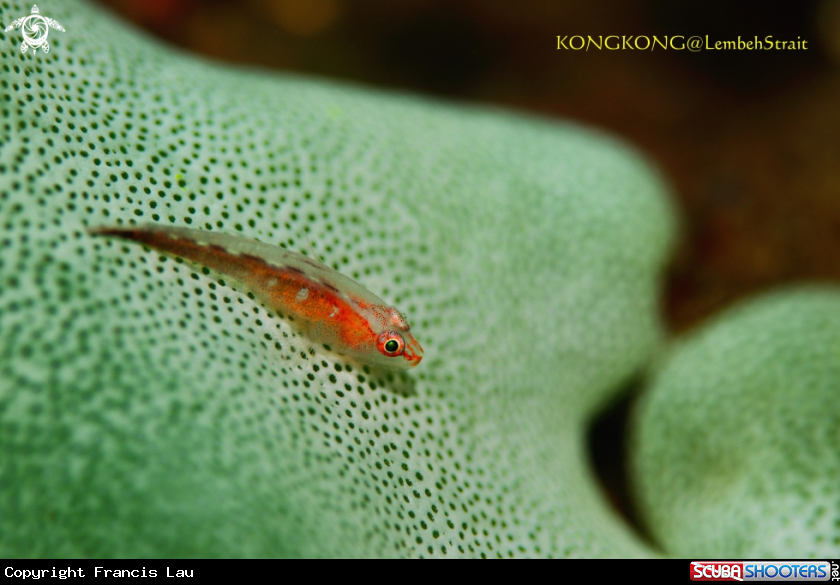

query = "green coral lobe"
[0,0,673,557]
[633,288,840,558]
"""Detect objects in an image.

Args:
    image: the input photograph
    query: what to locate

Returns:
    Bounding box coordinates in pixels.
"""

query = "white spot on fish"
[329,306,339,318]
[267,278,278,287]
[296,288,309,302]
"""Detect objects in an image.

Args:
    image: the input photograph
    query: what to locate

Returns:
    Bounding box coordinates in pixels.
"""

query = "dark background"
[92,0,840,541]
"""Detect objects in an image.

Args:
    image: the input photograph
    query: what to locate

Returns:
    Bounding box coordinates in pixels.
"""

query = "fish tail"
[88,225,250,281]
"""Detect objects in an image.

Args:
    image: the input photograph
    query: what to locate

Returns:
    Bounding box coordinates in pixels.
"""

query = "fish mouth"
[402,333,424,367]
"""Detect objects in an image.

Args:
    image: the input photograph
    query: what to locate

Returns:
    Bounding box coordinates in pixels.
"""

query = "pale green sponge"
[0,0,674,557]
[632,288,840,558]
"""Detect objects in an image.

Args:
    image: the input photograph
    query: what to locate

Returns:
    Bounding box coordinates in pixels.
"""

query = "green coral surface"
[0,0,677,557]
[633,288,840,558]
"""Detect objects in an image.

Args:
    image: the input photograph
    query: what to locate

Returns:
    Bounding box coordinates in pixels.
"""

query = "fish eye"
[377,331,405,357]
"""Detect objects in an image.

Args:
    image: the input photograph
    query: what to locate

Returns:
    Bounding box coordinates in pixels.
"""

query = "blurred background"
[92,0,840,538]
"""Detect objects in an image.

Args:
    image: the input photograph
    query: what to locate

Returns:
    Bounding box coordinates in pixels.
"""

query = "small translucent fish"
[90,225,423,370]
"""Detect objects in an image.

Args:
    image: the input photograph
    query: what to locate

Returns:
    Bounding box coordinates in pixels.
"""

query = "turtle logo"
[4,5,65,54]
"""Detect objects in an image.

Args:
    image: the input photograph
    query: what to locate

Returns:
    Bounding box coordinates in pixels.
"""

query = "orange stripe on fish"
[89,225,423,370]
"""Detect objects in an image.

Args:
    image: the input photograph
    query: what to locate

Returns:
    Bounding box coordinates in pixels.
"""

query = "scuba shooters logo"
[690,561,834,581]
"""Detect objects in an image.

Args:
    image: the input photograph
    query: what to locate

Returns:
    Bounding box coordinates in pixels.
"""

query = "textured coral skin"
[633,288,840,558]
[0,0,674,557]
